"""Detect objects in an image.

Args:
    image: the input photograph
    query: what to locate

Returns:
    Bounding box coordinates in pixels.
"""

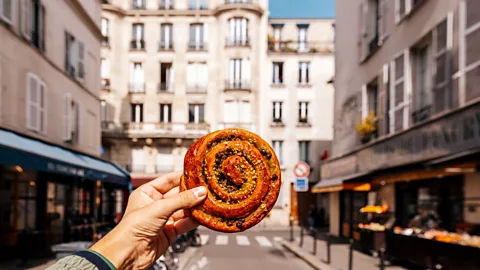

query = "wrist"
[90,224,137,269]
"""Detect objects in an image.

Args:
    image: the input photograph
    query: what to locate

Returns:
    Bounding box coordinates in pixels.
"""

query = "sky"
[268,0,335,19]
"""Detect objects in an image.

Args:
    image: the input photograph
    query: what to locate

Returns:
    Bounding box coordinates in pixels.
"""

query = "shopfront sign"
[322,102,480,179]
[47,162,85,177]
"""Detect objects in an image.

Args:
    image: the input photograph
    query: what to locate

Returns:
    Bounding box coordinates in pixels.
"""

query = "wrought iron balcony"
[224,80,251,91]
[128,83,145,93]
[123,122,210,138]
[158,82,174,93]
[268,40,334,54]
[226,37,250,47]
[101,78,111,91]
[186,84,207,93]
[158,41,174,51]
[130,39,145,50]
[188,41,207,51]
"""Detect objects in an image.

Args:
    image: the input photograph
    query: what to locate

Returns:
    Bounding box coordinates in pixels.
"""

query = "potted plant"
[356,110,377,143]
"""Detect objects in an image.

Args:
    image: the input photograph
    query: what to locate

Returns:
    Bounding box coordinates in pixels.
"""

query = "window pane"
[466,28,480,67]
[188,104,195,122]
[199,104,205,122]
[395,82,404,106]
[395,54,404,80]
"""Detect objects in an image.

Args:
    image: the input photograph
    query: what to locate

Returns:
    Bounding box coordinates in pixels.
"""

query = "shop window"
[73,186,91,216]
[47,182,66,244]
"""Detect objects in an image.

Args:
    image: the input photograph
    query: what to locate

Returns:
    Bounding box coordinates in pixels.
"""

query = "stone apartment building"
[0,0,129,258]
[315,0,480,242]
[100,0,334,225]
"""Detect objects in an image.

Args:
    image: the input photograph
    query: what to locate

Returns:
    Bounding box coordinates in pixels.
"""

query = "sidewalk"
[281,233,407,270]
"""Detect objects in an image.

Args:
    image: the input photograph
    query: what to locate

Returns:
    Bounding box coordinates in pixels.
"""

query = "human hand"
[90,171,207,269]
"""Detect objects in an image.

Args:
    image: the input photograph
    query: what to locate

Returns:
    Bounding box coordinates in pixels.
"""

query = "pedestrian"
[307,205,317,233]
[46,171,207,270]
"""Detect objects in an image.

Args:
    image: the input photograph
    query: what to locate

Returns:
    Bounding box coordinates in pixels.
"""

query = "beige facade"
[100,0,269,184]
[261,19,335,224]
[322,0,480,236]
[0,0,102,156]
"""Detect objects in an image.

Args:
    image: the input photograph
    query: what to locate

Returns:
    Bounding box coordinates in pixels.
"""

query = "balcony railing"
[130,39,145,50]
[101,78,111,91]
[102,36,109,47]
[268,40,334,54]
[188,41,207,51]
[189,4,208,9]
[129,83,145,93]
[224,80,251,91]
[218,122,255,132]
[297,117,312,126]
[132,2,146,9]
[125,164,175,174]
[158,82,174,93]
[186,84,207,93]
[225,0,252,4]
[226,37,250,47]
[158,41,174,51]
[124,122,210,137]
[158,1,174,9]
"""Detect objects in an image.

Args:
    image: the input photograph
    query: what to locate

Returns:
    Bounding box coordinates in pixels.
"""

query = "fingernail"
[192,186,207,198]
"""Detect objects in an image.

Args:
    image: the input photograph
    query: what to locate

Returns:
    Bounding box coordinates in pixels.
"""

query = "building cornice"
[67,0,103,41]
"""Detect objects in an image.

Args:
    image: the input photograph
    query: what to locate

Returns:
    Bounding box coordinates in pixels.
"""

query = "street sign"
[293,161,310,178]
[294,177,309,192]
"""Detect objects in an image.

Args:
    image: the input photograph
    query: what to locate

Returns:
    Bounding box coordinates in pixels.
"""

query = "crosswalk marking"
[236,235,251,246]
[255,236,273,247]
[200,235,209,245]
[215,235,228,245]
[273,236,283,242]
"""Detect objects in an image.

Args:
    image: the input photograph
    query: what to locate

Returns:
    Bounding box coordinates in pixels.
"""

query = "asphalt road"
[182,229,313,270]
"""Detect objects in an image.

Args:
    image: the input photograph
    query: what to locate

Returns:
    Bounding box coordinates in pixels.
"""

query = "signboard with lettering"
[322,103,480,179]
[294,177,309,192]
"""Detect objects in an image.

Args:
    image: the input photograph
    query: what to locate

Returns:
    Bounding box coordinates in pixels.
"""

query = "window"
[64,32,85,81]
[272,62,284,84]
[395,0,424,23]
[412,43,432,122]
[272,26,283,51]
[298,141,310,164]
[272,140,283,166]
[157,147,174,173]
[159,103,172,123]
[298,62,310,84]
[297,26,308,52]
[101,18,109,45]
[189,0,206,9]
[0,0,15,25]
[26,73,46,133]
[131,148,145,173]
[62,93,81,143]
[188,104,205,123]
[298,102,309,123]
[131,23,145,50]
[360,0,387,60]
[186,63,208,92]
[101,58,110,80]
[189,24,206,50]
[159,62,174,92]
[132,0,145,9]
[433,19,448,113]
[272,102,282,123]
[21,0,45,51]
[228,17,248,46]
[227,59,250,89]
[159,0,174,9]
[101,100,107,122]
[129,62,145,93]
[223,101,251,124]
[131,103,143,123]
[159,24,173,50]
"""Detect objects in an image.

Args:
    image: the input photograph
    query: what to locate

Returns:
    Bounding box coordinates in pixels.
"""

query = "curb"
[281,240,331,270]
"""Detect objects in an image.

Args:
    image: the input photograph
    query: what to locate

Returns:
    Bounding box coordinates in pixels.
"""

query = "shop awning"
[312,171,372,193]
[0,129,130,186]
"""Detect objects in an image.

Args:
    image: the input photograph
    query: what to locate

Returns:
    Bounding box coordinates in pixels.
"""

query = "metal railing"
[101,78,111,91]
[268,40,334,54]
[224,80,251,91]
[226,37,250,47]
[102,36,109,46]
[130,39,145,50]
[158,41,174,51]
[132,2,146,9]
[186,84,207,93]
[158,1,174,9]
[188,41,207,51]
[124,122,210,133]
[128,83,145,93]
[225,0,252,4]
[158,82,174,93]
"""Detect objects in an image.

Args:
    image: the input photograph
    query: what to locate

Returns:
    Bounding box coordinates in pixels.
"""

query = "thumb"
[147,186,207,220]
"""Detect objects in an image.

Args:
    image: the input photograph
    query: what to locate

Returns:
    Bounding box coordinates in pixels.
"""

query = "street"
[182,229,312,270]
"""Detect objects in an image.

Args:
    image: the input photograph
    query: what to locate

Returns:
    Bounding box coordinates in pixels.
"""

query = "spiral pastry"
[180,128,281,232]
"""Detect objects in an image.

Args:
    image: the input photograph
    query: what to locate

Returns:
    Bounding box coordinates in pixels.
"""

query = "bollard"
[299,226,304,247]
[326,233,331,264]
[348,239,354,270]
[312,228,317,255]
[289,217,294,242]
[379,248,385,270]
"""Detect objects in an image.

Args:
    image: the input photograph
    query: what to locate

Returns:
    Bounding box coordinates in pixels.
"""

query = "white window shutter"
[389,61,395,133]
[242,59,250,84]
[169,65,175,91]
[21,0,31,40]
[362,84,368,117]
[39,80,46,133]
[403,49,411,129]
[26,73,37,130]
[203,23,208,43]
[0,0,15,25]
[63,93,72,141]
[76,41,85,81]
[75,100,82,144]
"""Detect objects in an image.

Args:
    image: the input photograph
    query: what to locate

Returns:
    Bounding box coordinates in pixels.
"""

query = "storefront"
[0,129,130,259]
[316,102,480,267]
